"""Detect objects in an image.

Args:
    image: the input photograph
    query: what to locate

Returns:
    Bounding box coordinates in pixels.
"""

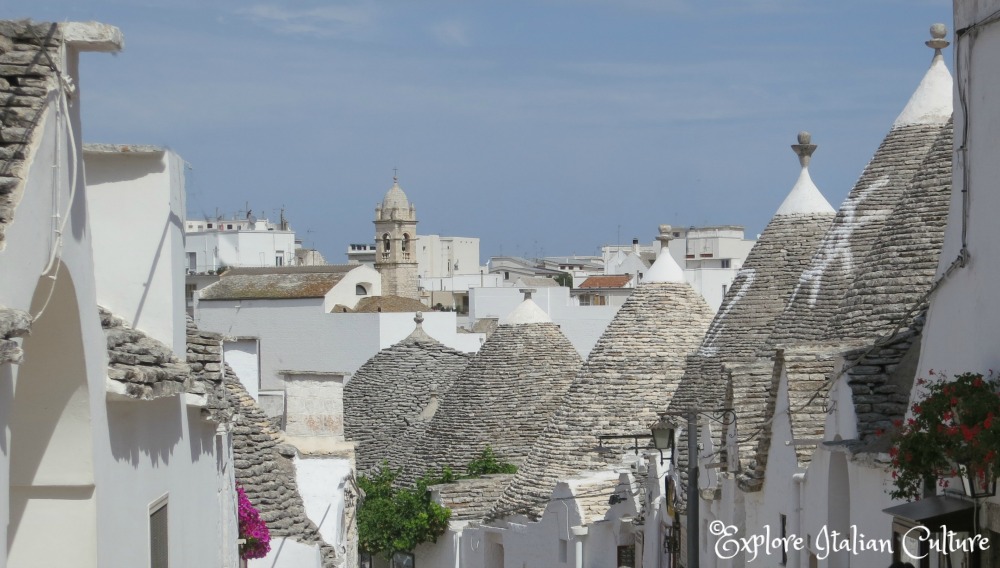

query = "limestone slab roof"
[226,367,338,566]
[100,308,229,412]
[843,321,922,455]
[743,118,952,486]
[344,319,471,474]
[578,275,632,289]
[665,194,835,489]
[492,282,713,520]
[0,21,62,248]
[0,306,30,364]
[823,121,953,342]
[390,315,582,486]
[431,475,514,521]
[200,271,346,301]
[765,121,947,348]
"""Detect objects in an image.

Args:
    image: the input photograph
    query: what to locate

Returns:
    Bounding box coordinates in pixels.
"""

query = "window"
[185,283,197,303]
[402,234,409,252]
[616,544,636,567]
[383,233,391,252]
[187,252,197,272]
[150,496,168,568]
[207,223,213,229]
[504,271,509,280]
[722,284,728,297]
[226,224,233,230]
[392,551,415,568]
[780,514,788,565]
[275,251,284,266]
[721,259,731,268]
[356,284,367,295]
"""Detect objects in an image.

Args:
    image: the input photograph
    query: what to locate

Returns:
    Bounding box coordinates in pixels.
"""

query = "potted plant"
[886,371,1000,500]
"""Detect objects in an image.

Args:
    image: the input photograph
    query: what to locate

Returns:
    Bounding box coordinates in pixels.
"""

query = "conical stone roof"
[491,281,713,520]
[747,28,954,480]
[344,316,471,474]
[392,300,582,484]
[666,134,837,483]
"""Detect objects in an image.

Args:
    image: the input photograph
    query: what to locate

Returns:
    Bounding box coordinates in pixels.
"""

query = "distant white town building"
[603,225,756,311]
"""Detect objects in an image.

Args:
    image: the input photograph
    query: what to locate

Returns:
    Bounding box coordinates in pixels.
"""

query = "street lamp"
[651,409,736,568]
[960,463,997,499]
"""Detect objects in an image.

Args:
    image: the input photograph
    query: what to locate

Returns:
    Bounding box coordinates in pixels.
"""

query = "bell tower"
[374,173,418,299]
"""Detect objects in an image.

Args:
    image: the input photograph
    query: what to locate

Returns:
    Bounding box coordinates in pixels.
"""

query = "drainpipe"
[791,473,805,568]
[570,525,588,568]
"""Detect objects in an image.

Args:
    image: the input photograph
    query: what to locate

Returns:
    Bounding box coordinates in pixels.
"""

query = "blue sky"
[20,1,951,262]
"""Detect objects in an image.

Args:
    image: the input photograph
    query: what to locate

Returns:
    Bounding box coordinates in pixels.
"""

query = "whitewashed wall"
[323,264,381,311]
[250,537,322,568]
[468,286,618,357]
[187,229,297,272]
[198,299,482,391]
[1,33,236,568]
[86,146,187,355]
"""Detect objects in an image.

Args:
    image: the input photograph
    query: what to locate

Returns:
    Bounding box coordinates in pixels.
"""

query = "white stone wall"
[86,146,187,356]
[1,35,236,567]
[416,234,481,278]
[249,537,322,568]
[323,264,381,311]
[469,286,620,357]
[917,1,1000,392]
[285,375,345,439]
[197,299,481,391]
[186,229,297,272]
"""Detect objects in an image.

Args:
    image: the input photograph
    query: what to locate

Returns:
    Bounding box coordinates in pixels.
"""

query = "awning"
[883,495,976,530]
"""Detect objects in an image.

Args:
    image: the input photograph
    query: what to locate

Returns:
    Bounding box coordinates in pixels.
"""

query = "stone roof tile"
[344,318,471,474]
[0,21,62,248]
[0,306,30,364]
[390,319,582,487]
[492,282,713,520]
[226,367,340,566]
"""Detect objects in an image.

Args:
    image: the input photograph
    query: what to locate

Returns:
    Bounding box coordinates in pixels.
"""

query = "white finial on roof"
[893,24,953,128]
[404,310,435,342]
[501,292,552,325]
[774,131,835,216]
[644,225,685,283]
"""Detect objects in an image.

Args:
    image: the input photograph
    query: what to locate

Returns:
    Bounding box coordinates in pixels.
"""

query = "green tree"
[554,272,573,288]
[465,445,517,476]
[357,466,454,559]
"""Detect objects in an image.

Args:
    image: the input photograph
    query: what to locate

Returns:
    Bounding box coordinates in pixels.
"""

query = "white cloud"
[237,2,377,38]
[429,20,470,47]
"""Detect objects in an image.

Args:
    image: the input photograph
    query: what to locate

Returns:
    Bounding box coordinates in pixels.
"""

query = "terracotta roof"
[0,21,62,248]
[493,282,712,520]
[578,275,631,289]
[344,319,471,473]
